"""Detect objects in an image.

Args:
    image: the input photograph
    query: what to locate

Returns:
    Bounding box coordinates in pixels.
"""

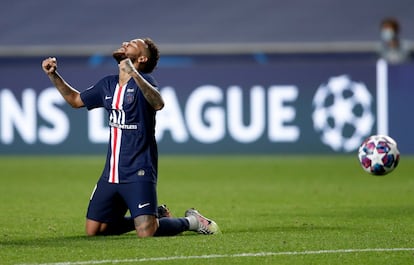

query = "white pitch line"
[17,248,414,265]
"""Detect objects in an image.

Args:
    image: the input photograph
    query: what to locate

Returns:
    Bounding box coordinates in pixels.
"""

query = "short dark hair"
[380,17,400,34]
[141,38,160,73]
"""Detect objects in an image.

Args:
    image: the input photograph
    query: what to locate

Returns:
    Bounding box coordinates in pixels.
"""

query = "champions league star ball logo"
[312,75,374,152]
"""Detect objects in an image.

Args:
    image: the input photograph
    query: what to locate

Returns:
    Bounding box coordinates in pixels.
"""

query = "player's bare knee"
[134,215,158,238]
[86,229,97,236]
[85,225,100,236]
[85,219,105,236]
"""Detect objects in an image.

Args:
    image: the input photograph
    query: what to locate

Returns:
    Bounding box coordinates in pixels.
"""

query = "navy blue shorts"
[86,178,158,223]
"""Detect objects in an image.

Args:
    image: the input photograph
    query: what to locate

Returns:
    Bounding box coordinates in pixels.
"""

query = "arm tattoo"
[130,71,164,110]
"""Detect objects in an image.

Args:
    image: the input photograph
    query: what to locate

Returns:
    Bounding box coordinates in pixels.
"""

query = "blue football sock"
[154,217,189,236]
[101,217,135,235]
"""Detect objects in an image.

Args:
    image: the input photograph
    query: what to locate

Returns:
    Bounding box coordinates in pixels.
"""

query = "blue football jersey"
[80,74,159,184]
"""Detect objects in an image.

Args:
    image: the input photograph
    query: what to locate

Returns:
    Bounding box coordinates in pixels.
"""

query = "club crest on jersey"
[126,90,135,104]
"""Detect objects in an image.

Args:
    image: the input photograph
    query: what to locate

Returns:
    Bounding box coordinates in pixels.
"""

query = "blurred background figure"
[379,17,411,64]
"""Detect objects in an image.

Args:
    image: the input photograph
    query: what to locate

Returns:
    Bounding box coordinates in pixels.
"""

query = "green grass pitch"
[1,155,414,265]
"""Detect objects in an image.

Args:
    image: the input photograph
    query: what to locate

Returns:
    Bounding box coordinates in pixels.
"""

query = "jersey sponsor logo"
[109,109,138,130]
[109,121,138,130]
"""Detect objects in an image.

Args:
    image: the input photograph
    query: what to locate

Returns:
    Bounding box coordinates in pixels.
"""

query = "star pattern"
[366,148,386,166]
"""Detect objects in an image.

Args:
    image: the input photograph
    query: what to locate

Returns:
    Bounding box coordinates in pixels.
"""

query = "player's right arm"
[42,57,84,108]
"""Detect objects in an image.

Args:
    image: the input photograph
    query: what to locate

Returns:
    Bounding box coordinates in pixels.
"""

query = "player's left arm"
[120,59,164,111]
